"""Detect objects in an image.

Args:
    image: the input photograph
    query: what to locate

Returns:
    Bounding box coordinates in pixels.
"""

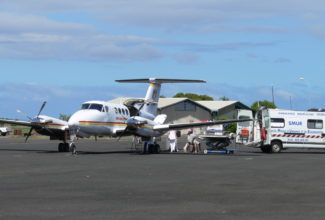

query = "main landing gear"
[58,143,77,154]
[143,142,161,154]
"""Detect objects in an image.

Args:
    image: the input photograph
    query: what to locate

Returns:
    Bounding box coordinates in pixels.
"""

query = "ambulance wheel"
[271,141,282,153]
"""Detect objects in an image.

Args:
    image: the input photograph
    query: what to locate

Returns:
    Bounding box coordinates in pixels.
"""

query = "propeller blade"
[37,101,47,117]
[16,110,33,120]
[25,127,34,143]
[117,125,131,142]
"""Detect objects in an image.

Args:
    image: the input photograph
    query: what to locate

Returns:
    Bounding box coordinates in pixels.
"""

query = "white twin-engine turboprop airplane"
[0,101,71,152]
[66,78,251,154]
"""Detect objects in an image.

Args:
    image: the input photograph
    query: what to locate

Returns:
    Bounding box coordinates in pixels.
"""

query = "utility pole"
[272,86,275,105]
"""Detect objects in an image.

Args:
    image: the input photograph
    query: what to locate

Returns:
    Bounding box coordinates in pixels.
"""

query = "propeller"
[22,101,47,142]
[37,101,47,117]
[16,110,33,120]
[117,117,146,141]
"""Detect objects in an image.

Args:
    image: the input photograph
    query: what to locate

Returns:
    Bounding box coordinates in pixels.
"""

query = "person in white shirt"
[168,130,178,152]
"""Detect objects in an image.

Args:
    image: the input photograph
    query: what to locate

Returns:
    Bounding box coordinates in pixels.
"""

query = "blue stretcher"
[203,149,236,155]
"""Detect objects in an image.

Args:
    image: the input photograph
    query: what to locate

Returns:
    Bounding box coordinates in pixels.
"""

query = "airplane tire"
[58,143,64,152]
[154,144,161,154]
[64,143,70,152]
[148,144,154,154]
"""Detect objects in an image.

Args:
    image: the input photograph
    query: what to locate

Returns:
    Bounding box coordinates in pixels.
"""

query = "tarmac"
[1,136,325,220]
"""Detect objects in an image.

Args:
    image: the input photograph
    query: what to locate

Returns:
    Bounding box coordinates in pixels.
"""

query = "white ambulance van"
[250,108,325,153]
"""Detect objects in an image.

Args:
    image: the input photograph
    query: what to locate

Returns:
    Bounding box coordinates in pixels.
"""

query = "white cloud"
[0,13,164,61]
[2,0,325,29]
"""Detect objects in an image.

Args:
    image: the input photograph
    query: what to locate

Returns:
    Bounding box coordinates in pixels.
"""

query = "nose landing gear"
[58,143,70,152]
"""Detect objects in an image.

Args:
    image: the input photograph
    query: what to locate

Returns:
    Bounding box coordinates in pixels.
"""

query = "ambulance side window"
[271,118,285,128]
[307,120,323,129]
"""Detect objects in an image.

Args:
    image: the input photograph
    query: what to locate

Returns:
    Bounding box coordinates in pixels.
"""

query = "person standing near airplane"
[168,128,178,153]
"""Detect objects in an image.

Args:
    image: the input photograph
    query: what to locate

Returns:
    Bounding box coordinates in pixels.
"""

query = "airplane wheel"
[143,142,148,154]
[69,143,77,154]
[154,144,161,154]
[148,144,154,154]
[58,143,64,152]
[64,143,70,152]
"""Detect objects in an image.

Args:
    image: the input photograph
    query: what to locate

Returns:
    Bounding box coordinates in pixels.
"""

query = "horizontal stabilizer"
[116,78,206,84]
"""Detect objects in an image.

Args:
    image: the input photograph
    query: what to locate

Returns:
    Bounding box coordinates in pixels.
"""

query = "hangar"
[110,97,251,123]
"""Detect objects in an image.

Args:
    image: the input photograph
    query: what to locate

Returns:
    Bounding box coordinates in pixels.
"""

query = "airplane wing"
[0,119,33,127]
[153,119,252,132]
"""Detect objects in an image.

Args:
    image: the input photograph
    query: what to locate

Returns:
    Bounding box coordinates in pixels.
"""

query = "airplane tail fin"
[116,78,206,120]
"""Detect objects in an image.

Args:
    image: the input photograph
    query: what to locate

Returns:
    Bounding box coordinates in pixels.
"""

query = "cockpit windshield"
[81,104,91,110]
[81,103,104,112]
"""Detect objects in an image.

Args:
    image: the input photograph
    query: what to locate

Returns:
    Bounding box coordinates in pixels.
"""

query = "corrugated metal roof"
[157,98,189,108]
[109,97,190,108]
[109,97,248,112]
[196,101,238,111]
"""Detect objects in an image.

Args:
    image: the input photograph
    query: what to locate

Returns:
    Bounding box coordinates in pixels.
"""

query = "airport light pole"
[299,77,311,110]
[272,85,275,105]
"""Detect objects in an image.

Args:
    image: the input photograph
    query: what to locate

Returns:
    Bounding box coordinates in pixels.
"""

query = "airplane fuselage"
[68,100,167,138]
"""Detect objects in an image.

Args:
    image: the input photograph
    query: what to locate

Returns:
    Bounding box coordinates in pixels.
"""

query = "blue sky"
[1,0,325,119]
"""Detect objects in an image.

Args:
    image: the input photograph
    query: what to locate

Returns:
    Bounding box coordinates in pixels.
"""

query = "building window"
[175,101,196,111]
[307,119,323,129]
[271,118,285,128]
